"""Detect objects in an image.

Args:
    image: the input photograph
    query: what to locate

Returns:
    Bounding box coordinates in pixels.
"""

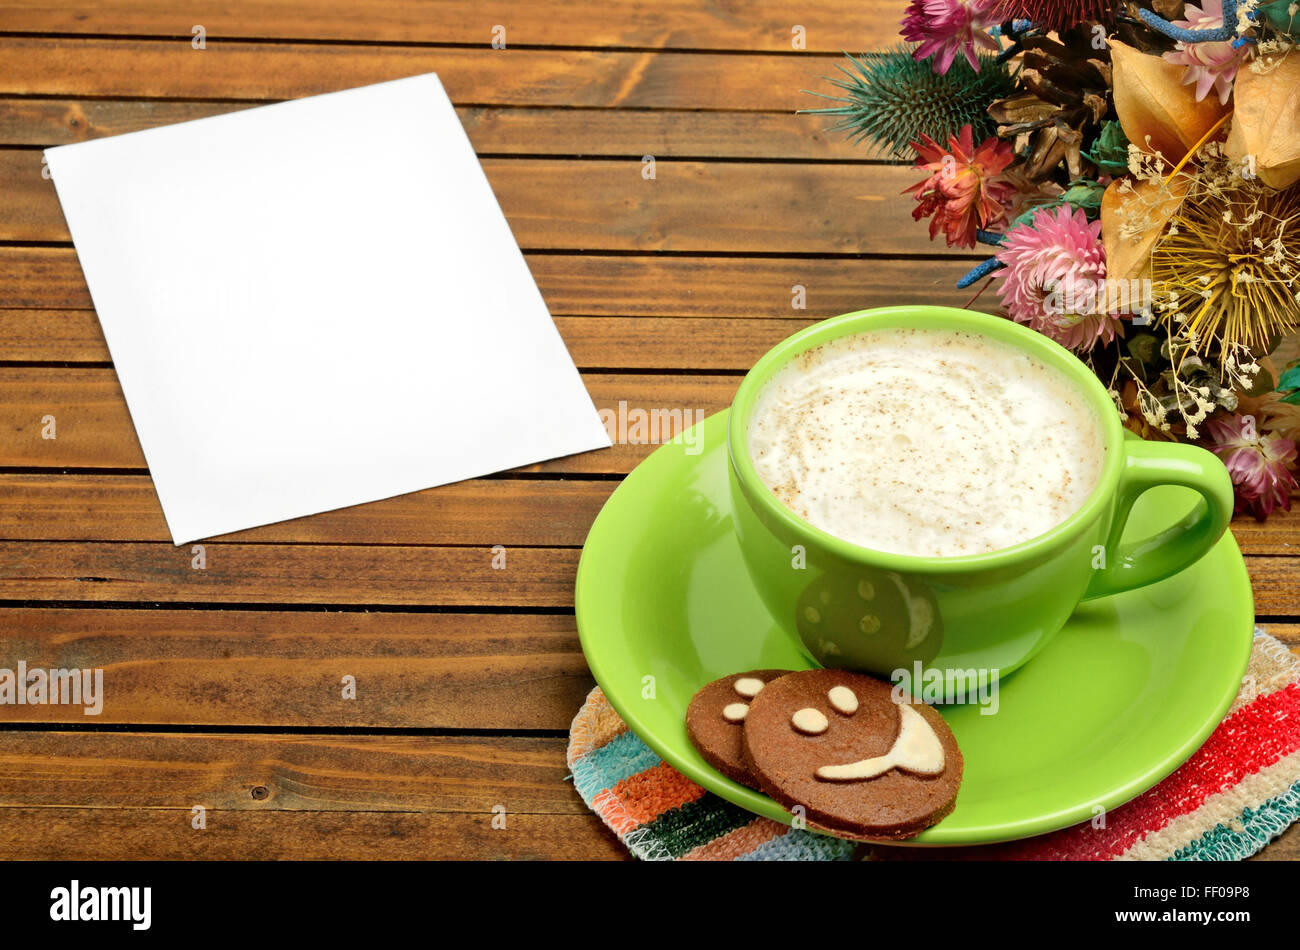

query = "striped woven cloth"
[567,628,1300,861]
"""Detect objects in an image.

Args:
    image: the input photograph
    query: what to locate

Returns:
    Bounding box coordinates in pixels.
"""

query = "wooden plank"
[0,0,897,52]
[0,608,589,727]
[0,607,1287,731]
[4,150,935,253]
[1268,623,1300,646]
[0,607,1288,733]
[0,807,624,859]
[0,310,834,369]
[0,98,873,159]
[0,541,1294,612]
[0,540,580,606]
[3,369,1296,551]
[1230,509,1300,558]
[1246,559,1300,616]
[0,474,1292,560]
[0,371,1291,552]
[0,732,588,811]
[0,249,90,310]
[0,367,738,473]
[0,474,612,545]
[0,366,1293,551]
[0,309,109,362]
[0,248,991,315]
[0,37,873,108]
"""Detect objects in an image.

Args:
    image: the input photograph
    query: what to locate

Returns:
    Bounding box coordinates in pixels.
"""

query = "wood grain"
[0,310,816,369]
[0,808,626,859]
[1268,623,1300,647]
[0,98,874,159]
[0,37,867,108]
[0,540,581,606]
[0,542,1294,612]
[0,473,1291,558]
[0,608,1289,732]
[12,310,1005,371]
[0,732,587,810]
[6,372,1293,548]
[0,247,991,316]
[0,608,589,728]
[0,367,739,473]
[1230,510,1300,558]
[0,474,612,545]
[3,150,936,253]
[1241,559,1300,615]
[0,0,896,52]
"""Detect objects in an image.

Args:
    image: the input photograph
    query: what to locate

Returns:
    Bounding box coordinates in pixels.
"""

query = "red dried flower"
[903,125,1016,248]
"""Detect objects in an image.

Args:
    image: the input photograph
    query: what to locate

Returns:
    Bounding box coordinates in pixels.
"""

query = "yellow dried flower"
[1149,161,1300,361]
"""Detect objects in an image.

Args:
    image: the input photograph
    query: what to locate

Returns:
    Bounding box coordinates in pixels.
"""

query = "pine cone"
[988,27,1113,181]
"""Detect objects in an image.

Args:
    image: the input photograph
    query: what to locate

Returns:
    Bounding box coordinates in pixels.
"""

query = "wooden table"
[0,0,1295,860]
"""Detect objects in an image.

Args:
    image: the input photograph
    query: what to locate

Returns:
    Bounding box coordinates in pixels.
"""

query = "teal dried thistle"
[1085,120,1131,175]
[803,46,1015,160]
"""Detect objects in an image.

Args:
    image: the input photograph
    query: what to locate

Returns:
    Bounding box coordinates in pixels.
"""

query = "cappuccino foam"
[747,328,1106,558]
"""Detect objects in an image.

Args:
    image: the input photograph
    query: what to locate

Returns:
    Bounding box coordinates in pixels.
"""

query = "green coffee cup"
[727,307,1234,692]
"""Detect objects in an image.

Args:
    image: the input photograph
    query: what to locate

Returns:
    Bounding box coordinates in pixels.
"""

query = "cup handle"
[1082,439,1234,601]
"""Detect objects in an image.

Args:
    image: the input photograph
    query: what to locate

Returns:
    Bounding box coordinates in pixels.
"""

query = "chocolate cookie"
[685,670,792,788]
[741,669,962,840]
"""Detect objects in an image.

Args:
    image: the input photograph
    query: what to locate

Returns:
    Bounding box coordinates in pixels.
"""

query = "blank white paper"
[45,73,611,544]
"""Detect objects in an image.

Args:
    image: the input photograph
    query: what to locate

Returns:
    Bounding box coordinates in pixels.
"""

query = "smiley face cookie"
[685,670,792,788]
[741,669,962,840]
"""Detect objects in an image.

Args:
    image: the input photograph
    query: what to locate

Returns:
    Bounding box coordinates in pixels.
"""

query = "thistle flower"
[1162,1,1256,104]
[901,0,1001,74]
[804,46,1015,160]
[1206,413,1299,518]
[990,0,1120,32]
[903,125,1016,248]
[995,205,1121,350]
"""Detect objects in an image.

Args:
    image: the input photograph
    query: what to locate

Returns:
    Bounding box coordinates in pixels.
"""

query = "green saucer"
[575,410,1255,846]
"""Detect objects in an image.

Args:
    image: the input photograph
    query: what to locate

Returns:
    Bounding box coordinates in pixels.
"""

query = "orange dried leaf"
[1226,56,1300,190]
[1110,40,1230,164]
[1101,176,1188,283]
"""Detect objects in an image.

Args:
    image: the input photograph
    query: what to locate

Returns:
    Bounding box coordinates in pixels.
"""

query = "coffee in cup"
[746,327,1108,558]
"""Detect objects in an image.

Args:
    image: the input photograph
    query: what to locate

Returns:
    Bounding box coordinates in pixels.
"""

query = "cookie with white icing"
[741,669,962,840]
[685,670,792,789]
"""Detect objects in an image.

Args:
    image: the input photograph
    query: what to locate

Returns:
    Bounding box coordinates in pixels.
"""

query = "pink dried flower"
[995,205,1121,351]
[1207,414,1299,519]
[1162,1,1255,105]
[901,0,1001,75]
[904,125,1016,248]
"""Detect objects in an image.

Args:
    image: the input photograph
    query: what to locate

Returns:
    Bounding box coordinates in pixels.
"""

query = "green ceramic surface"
[726,308,1235,684]
[574,410,1255,845]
